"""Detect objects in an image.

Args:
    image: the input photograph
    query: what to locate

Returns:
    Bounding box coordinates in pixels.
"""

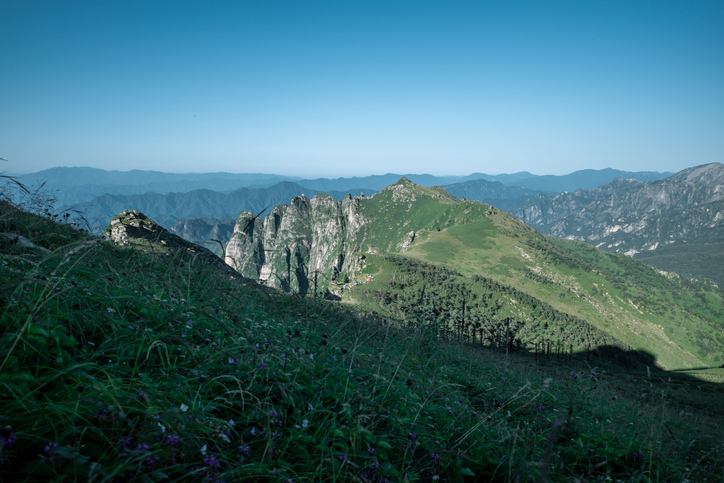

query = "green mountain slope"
[225,177,724,371]
[513,163,724,285]
[3,193,724,481]
[400,222,724,370]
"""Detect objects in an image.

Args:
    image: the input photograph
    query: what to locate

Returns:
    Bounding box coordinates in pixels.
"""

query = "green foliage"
[2,191,724,482]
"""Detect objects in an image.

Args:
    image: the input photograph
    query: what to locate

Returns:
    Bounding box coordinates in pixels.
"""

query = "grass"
[1,190,724,482]
[399,208,724,371]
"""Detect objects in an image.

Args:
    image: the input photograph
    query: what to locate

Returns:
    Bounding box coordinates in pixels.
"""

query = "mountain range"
[105,177,724,373]
[16,165,670,208]
[510,163,724,285]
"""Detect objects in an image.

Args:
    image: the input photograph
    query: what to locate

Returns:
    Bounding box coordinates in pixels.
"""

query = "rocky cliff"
[514,163,724,238]
[225,193,363,293]
[224,177,474,293]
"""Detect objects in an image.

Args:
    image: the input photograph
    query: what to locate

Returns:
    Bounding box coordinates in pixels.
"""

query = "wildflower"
[229,358,239,364]
[145,454,160,468]
[431,451,440,464]
[0,427,16,449]
[200,444,207,455]
[203,454,220,470]
[229,419,235,426]
[612,396,617,401]
[367,447,376,455]
[157,422,166,433]
[571,372,577,378]
[219,433,230,443]
[269,410,279,419]
[239,444,250,456]
[166,434,180,446]
[43,442,60,461]
[258,362,267,370]
[408,431,418,441]
[302,419,309,428]
[180,403,189,412]
[338,453,347,463]
[119,436,133,448]
[135,443,150,452]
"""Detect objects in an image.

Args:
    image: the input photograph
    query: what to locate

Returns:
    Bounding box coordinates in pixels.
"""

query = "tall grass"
[0,186,722,482]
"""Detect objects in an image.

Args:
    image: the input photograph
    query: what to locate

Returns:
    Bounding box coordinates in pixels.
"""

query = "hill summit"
[223,178,483,292]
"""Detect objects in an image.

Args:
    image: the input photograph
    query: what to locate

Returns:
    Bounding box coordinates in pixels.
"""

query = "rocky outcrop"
[225,194,365,293]
[104,210,241,278]
[224,177,487,293]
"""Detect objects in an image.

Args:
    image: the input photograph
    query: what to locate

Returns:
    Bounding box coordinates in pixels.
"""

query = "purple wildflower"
[43,442,60,461]
[203,454,220,469]
[0,430,16,449]
[119,436,133,448]
[367,447,376,455]
[166,434,180,446]
[431,451,440,464]
[135,443,150,452]
[338,453,347,463]
[258,362,267,370]
[145,454,160,468]
[239,444,250,456]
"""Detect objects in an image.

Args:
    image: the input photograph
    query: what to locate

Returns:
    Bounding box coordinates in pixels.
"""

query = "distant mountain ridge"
[15,166,673,209]
[62,181,376,231]
[512,163,724,285]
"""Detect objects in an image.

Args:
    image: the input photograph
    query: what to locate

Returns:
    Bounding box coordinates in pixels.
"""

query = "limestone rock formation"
[225,194,364,293]
[224,177,493,294]
[104,210,241,278]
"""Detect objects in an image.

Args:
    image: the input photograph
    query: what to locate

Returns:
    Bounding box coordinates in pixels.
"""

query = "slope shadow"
[513,343,724,418]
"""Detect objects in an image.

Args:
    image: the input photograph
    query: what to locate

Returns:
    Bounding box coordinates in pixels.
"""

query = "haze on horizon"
[1,0,722,178]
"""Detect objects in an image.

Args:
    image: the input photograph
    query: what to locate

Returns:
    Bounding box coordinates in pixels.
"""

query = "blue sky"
[2,0,722,177]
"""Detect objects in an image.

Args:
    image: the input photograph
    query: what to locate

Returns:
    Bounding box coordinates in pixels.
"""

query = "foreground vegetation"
[1,188,723,482]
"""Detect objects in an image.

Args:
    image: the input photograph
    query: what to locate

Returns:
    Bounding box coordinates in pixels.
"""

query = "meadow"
[1,183,723,482]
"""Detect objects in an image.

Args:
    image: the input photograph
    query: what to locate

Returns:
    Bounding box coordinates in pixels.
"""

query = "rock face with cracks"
[224,194,363,294]
[224,177,475,294]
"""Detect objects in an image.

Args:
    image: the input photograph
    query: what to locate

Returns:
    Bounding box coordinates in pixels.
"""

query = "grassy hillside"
[340,180,724,371]
[3,194,724,481]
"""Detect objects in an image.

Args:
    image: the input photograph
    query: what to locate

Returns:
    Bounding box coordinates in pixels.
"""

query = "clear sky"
[2,0,722,177]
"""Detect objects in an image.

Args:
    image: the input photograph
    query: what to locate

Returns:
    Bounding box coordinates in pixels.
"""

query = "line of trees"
[367,255,653,366]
